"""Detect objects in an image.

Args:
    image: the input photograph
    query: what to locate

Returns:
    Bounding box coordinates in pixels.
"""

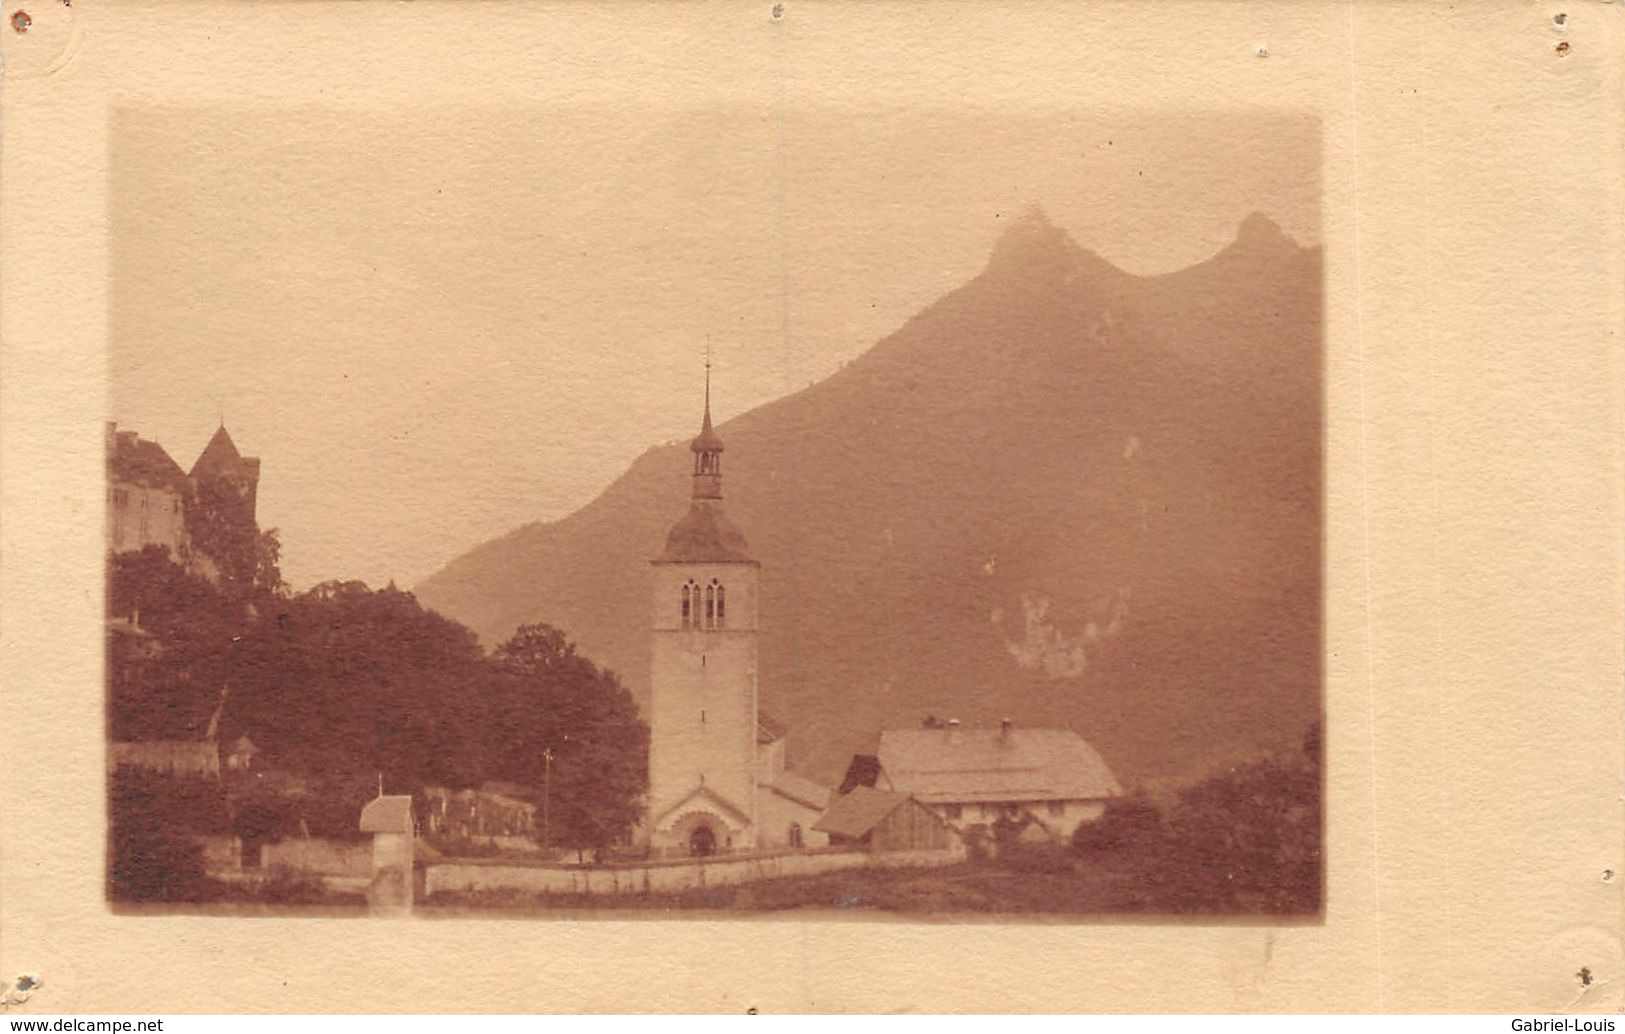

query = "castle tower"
[644,370,760,856]
[188,423,262,527]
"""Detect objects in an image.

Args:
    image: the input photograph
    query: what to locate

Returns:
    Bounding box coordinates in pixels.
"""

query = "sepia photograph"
[104,106,1322,919]
[5,0,1623,1016]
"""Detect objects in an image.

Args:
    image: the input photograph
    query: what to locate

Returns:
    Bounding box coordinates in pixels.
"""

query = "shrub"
[109,822,206,903]
[1156,757,1321,914]
[1072,796,1162,853]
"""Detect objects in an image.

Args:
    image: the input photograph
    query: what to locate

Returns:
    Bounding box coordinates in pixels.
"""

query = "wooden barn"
[812,786,953,852]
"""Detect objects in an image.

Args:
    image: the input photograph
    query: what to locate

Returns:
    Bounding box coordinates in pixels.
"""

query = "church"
[641,377,831,857]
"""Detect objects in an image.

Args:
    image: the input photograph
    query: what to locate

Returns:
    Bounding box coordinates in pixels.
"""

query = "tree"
[107,546,244,741]
[107,769,226,902]
[254,528,285,598]
[232,581,490,790]
[182,479,282,599]
[1153,737,1321,914]
[488,623,650,850]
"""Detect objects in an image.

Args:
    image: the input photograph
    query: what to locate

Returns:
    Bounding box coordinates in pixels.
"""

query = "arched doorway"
[689,824,717,858]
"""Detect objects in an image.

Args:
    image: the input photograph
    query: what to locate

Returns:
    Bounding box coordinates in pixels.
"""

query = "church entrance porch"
[655,801,747,858]
[647,782,755,856]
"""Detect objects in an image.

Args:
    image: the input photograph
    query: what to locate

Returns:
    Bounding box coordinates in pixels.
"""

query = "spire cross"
[704,343,712,416]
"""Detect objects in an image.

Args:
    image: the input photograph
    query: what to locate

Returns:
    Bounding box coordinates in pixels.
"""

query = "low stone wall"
[259,837,373,876]
[424,843,965,898]
[208,869,370,895]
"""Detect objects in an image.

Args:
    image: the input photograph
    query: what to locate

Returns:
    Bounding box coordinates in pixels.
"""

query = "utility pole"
[541,747,554,851]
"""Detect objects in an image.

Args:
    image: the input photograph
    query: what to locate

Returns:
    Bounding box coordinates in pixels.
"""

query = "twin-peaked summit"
[417,211,1321,790]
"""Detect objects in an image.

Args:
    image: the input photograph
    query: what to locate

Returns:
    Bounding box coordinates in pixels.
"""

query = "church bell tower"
[643,366,761,855]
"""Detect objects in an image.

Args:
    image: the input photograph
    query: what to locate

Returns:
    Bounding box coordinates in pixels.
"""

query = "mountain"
[414,211,1322,789]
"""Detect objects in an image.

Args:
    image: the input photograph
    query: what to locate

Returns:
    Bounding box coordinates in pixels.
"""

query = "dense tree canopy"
[109,546,247,740]
[108,769,220,902]
[107,552,649,852]
[486,624,649,849]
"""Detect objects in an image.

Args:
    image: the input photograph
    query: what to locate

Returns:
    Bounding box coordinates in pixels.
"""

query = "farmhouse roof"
[877,725,1121,804]
[812,786,910,839]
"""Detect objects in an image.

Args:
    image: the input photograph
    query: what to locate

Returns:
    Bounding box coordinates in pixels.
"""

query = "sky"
[110,107,1318,590]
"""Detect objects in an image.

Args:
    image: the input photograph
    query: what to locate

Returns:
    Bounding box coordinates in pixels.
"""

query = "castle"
[642,378,830,856]
[105,421,261,576]
[106,421,264,778]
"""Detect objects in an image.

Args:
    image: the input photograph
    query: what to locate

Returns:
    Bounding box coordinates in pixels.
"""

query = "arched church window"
[704,585,716,629]
[788,823,803,848]
[681,582,693,629]
[715,583,726,629]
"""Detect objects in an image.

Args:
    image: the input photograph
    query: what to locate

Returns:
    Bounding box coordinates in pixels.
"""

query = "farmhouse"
[845,718,1121,842]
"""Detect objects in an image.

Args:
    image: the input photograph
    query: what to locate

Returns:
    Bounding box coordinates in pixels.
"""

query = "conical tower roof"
[189,424,243,479]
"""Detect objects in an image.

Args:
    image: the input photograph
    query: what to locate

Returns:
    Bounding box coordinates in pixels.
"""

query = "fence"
[424,842,965,898]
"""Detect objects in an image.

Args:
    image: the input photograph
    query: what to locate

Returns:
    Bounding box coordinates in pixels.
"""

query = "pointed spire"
[657,355,753,561]
[690,355,725,499]
[691,353,725,457]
